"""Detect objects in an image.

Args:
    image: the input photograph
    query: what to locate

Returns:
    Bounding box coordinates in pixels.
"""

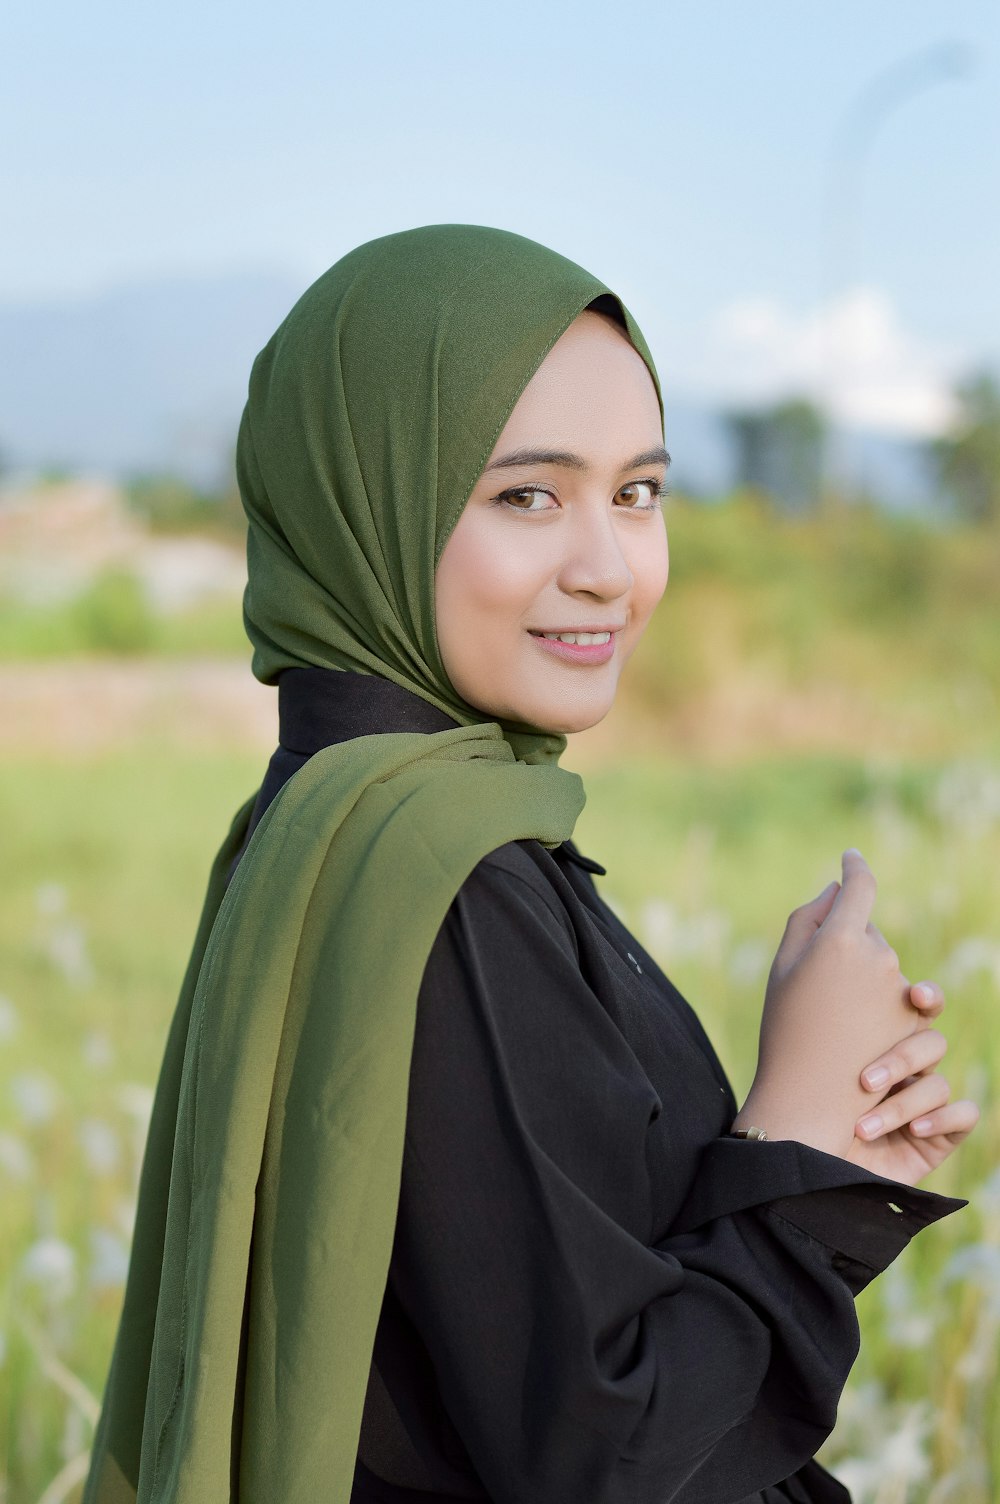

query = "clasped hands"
[733,849,980,1187]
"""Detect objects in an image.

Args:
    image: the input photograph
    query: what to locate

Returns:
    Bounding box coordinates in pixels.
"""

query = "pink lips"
[528,630,617,665]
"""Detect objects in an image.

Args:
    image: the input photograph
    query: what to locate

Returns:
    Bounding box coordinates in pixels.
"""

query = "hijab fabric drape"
[83,223,665,1503]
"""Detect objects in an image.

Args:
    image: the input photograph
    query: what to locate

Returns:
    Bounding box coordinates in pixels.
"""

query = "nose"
[555,501,634,600]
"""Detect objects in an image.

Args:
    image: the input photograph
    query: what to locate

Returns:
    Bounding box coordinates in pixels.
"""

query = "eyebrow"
[483,445,671,474]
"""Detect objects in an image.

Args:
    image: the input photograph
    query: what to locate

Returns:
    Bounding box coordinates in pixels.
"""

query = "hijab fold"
[83,224,664,1503]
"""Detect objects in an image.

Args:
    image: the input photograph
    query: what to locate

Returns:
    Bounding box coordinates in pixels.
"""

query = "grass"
[1,741,997,1501]
[0,573,248,660]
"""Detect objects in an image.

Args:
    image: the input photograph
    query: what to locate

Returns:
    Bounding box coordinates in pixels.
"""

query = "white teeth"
[539,631,612,645]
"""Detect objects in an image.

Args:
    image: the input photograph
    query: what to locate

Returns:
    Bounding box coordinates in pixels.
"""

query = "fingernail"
[858,1113,883,1137]
[913,984,934,1004]
[864,1065,889,1089]
[844,847,863,858]
[911,1117,933,1135]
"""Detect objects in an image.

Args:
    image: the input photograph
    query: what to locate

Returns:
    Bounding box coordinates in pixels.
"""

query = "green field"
[1,495,998,1501]
[1,743,997,1501]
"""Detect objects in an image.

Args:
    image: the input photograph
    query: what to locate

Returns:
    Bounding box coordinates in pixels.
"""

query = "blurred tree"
[926,370,1000,526]
[72,567,158,653]
[722,397,827,512]
[125,471,246,540]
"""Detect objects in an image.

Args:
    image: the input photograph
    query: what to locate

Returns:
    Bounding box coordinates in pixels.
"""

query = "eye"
[617,479,666,510]
[492,484,556,513]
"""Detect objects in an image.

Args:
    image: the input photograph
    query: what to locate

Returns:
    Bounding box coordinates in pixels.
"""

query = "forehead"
[490,313,663,453]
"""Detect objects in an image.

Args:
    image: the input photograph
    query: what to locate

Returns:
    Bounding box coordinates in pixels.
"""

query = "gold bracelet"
[730,1126,769,1141]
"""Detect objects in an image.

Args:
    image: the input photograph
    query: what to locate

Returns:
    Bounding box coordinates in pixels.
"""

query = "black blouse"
[226,669,964,1504]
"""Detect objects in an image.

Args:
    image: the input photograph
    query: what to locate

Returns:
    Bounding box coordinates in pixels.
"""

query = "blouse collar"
[278,667,459,753]
[275,668,606,876]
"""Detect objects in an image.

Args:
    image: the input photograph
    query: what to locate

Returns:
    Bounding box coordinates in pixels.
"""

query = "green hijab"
[83,223,664,1503]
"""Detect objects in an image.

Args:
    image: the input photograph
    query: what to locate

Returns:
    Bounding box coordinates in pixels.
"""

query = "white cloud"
[687,285,967,437]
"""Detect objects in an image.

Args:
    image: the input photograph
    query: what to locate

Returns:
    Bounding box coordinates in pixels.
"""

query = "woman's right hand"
[733,850,930,1160]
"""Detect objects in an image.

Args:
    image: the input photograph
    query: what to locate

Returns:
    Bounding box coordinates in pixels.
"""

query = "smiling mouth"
[526,630,619,665]
[527,627,623,643]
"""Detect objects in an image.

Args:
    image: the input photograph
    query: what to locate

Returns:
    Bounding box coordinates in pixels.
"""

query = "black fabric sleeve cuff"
[767,1177,961,1263]
[669,1135,967,1239]
[762,1179,964,1294]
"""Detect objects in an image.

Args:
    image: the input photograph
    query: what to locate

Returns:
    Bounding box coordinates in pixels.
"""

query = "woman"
[83,224,978,1504]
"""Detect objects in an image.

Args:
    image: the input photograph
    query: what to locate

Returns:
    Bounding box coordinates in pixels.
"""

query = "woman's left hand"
[846,979,980,1185]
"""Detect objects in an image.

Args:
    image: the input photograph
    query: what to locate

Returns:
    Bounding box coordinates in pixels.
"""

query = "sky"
[4,0,998,439]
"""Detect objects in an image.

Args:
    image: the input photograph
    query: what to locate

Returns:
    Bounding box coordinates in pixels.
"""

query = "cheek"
[437,523,541,633]
[630,522,669,620]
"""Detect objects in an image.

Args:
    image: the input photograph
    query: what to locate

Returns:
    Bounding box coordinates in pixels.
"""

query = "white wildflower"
[9,1071,60,1126]
[879,1403,932,1483]
[89,1227,131,1290]
[827,1457,878,1502]
[35,882,68,916]
[638,898,730,965]
[888,1309,936,1348]
[114,1195,138,1240]
[639,898,676,954]
[880,1263,936,1348]
[974,1164,1000,1218]
[0,1129,33,1180]
[0,993,20,1042]
[116,1082,154,1128]
[34,881,95,987]
[955,1340,995,1384]
[20,1236,77,1302]
[42,917,95,988]
[940,1242,1000,1323]
[941,936,1000,991]
[933,759,1000,835]
[678,908,730,965]
[728,937,771,987]
[941,1242,1000,1291]
[82,1029,115,1069]
[868,789,913,855]
[116,1082,154,1189]
[78,1117,120,1175]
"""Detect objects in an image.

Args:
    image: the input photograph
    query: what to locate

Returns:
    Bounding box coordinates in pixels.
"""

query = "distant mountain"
[0,270,305,487]
[0,271,937,510]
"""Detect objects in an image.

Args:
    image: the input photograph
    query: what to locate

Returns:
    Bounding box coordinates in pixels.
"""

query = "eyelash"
[490,477,670,516]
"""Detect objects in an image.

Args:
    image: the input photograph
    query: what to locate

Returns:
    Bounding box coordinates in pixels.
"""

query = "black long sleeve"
[364,841,963,1504]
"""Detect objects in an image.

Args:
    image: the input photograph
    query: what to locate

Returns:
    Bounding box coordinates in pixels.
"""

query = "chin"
[557,711,614,736]
[515,695,617,737]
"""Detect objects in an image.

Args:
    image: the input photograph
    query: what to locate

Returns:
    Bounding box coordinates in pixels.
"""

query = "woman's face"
[434,308,669,735]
